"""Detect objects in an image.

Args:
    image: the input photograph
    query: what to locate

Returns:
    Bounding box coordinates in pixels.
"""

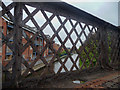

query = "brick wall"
[53,43,64,52]
[0,18,7,66]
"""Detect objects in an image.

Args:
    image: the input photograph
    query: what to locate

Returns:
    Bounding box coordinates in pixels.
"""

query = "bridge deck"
[20,68,120,88]
[75,70,120,88]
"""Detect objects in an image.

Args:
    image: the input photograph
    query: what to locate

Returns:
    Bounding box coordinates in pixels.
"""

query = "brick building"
[0,17,49,66]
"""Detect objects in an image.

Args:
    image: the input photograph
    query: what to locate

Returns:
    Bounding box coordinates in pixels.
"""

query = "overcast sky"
[67,2,118,26]
[1,1,119,48]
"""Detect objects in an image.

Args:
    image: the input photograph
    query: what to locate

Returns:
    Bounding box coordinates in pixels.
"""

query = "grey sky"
[67,2,118,26]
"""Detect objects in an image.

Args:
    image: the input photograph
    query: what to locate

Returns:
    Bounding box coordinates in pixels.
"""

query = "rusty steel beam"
[99,26,113,70]
[24,2,120,32]
[11,2,23,87]
[1,2,120,88]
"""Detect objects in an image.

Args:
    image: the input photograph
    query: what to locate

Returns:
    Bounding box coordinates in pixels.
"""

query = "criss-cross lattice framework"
[1,2,120,87]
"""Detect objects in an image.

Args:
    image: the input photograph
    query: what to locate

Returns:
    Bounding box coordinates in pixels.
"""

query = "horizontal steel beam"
[24,2,120,32]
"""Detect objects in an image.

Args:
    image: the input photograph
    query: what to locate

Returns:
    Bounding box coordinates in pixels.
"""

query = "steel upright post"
[12,2,23,87]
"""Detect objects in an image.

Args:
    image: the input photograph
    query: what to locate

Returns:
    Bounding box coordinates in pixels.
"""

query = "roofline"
[2,16,51,39]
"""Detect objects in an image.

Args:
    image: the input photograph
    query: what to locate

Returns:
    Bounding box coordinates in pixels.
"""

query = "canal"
[54,54,80,73]
[21,54,80,77]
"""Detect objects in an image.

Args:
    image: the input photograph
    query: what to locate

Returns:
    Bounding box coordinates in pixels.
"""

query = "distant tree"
[79,32,99,68]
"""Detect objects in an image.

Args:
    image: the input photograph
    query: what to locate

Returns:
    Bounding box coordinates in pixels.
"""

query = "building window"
[30,46,32,50]
[30,54,32,58]
[5,55,12,61]
[30,35,32,38]
[33,52,36,56]
[40,41,42,46]
[22,36,24,38]
[22,30,27,38]
[23,43,25,46]
[36,36,39,40]
[23,55,25,58]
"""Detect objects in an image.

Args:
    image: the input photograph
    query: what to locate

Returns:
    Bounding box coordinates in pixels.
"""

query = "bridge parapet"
[1,1,120,87]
